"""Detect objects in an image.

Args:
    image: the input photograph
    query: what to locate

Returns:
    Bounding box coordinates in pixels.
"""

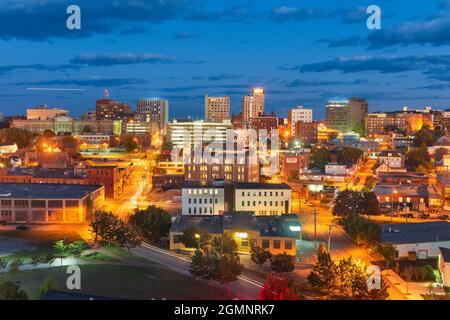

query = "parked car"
[419,214,430,219]
[15,224,29,231]
[400,213,414,218]
[438,215,449,220]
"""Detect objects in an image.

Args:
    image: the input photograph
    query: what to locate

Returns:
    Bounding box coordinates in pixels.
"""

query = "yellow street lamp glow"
[235,232,248,239]
[194,233,201,239]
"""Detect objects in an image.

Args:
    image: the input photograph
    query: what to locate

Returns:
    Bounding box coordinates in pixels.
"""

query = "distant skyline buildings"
[137,98,169,136]
[204,95,230,122]
[243,87,265,122]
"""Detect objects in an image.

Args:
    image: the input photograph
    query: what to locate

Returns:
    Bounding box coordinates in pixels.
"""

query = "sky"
[0,0,450,120]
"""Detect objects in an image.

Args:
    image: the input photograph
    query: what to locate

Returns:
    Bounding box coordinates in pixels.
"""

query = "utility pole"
[314,209,317,248]
[327,224,333,253]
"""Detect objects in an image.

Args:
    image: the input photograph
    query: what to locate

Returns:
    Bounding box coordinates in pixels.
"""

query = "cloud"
[317,36,367,48]
[285,79,369,88]
[284,55,450,74]
[71,53,176,66]
[17,77,144,87]
[185,6,254,23]
[207,73,243,81]
[171,32,201,40]
[367,14,450,48]
[269,6,324,22]
[0,64,81,76]
[0,0,189,40]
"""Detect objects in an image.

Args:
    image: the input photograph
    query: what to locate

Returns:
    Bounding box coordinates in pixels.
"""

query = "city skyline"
[1,0,450,119]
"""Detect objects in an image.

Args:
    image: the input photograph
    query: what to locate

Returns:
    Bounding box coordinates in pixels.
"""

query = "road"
[133,242,263,300]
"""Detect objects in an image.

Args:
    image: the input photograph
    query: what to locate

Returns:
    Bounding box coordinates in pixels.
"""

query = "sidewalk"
[382,269,444,300]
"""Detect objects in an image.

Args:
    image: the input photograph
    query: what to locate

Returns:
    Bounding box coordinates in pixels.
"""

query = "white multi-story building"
[325,164,355,176]
[288,106,313,137]
[378,151,404,168]
[168,119,232,147]
[234,183,292,216]
[182,181,225,215]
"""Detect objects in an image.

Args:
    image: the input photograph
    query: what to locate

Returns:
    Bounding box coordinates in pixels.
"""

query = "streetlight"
[195,233,209,250]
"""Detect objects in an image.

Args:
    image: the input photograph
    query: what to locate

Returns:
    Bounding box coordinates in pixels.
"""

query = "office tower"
[325,97,368,132]
[242,87,265,122]
[205,95,230,122]
[96,99,132,120]
[137,98,169,136]
[288,105,313,137]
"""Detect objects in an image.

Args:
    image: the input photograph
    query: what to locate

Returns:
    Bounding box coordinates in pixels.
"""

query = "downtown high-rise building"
[204,95,230,122]
[325,97,368,133]
[288,105,313,137]
[242,87,265,122]
[136,98,169,136]
[96,99,132,120]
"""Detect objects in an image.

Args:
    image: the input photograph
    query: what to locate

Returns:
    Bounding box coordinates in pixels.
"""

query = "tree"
[376,243,397,271]
[413,126,434,147]
[364,176,377,190]
[332,190,363,218]
[41,253,55,267]
[114,222,141,252]
[337,257,370,299]
[42,129,55,139]
[0,128,35,149]
[189,235,243,296]
[434,125,444,140]
[0,281,28,300]
[259,273,300,300]
[337,147,363,165]
[0,257,7,271]
[309,146,331,172]
[34,278,55,299]
[129,205,172,243]
[434,147,448,162]
[360,191,381,216]
[30,255,41,270]
[251,246,272,270]
[406,143,434,172]
[270,253,295,273]
[307,244,339,298]
[179,227,210,249]
[90,210,113,242]
[9,259,23,273]
[124,136,138,154]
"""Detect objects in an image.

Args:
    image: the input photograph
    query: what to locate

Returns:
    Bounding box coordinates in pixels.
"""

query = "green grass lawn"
[0,263,229,300]
[0,230,83,260]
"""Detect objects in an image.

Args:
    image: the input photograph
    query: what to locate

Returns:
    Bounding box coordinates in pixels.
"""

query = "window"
[188,199,191,204]
[14,200,28,207]
[0,200,11,206]
[398,197,403,202]
[273,240,281,249]
[188,208,192,214]
[66,200,79,208]
[262,239,270,249]
[241,239,249,247]
[242,201,245,206]
[406,197,411,203]
[173,235,182,243]
[285,240,293,250]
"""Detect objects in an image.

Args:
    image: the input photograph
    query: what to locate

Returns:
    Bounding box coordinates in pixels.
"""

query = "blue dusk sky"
[0,0,449,120]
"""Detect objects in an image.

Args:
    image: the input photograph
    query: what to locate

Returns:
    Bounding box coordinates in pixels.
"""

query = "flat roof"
[234,182,291,190]
[439,247,450,263]
[380,221,450,244]
[0,183,102,199]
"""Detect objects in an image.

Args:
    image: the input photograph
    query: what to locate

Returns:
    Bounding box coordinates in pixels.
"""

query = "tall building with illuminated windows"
[242,87,265,122]
[136,98,169,136]
[325,97,368,133]
[205,95,230,122]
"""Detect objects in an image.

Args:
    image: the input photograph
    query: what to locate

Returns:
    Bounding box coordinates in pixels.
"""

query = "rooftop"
[440,247,450,263]
[380,221,450,244]
[0,183,103,199]
[234,182,291,190]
